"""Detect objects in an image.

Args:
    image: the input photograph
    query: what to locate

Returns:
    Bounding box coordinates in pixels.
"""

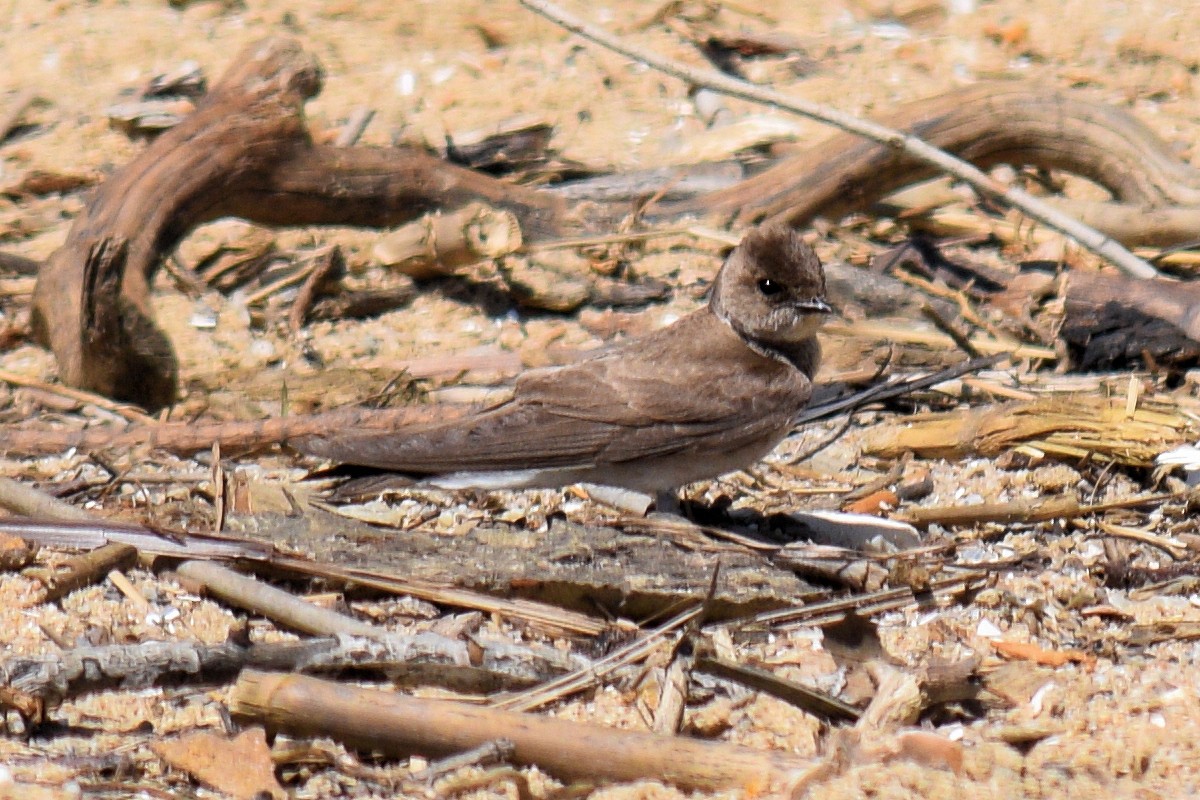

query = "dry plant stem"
[1094,520,1188,560]
[733,571,989,631]
[405,739,517,786]
[287,246,343,333]
[652,654,690,734]
[822,317,1063,364]
[865,396,1191,466]
[796,354,1007,426]
[519,0,1157,279]
[175,560,383,638]
[492,604,701,712]
[898,493,1170,528]
[900,494,1087,528]
[0,518,273,560]
[334,106,375,147]
[230,670,822,793]
[24,542,137,603]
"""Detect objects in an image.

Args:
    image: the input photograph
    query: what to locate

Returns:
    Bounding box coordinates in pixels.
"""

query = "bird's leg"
[652,489,681,516]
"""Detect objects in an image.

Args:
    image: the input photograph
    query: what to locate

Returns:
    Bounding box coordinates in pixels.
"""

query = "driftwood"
[0,633,571,711]
[1061,271,1200,370]
[229,669,826,794]
[29,38,564,410]
[25,37,1200,408]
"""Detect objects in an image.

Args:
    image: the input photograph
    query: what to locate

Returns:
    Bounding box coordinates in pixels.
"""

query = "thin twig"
[518,0,1160,279]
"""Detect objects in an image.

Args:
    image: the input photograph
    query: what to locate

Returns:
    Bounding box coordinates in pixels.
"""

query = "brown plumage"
[297,223,831,496]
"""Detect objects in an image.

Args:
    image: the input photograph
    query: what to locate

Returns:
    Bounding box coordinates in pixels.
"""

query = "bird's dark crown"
[733,223,826,301]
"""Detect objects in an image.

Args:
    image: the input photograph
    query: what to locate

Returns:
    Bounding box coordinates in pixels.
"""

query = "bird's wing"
[298,312,813,473]
[298,401,622,472]
[515,328,812,463]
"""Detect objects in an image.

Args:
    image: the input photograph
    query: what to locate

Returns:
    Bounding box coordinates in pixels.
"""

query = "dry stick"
[0,404,453,457]
[288,246,343,333]
[920,303,983,360]
[276,559,608,639]
[175,560,383,638]
[404,739,517,787]
[823,319,1055,361]
[518,0,1158,280]
[0,477,95,522]
[334,106,375,148]
[0,518,273,560]
[230,670,824,794]
[796,354,1006,426]
[1093,519,1188,560]
[0,630,568,704]
[0,640,257,704]
[24,542,138,603]
[694,653,860,723]
[733,571,990,631]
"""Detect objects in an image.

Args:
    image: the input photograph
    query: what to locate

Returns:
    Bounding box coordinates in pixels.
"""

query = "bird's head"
[711,223,832,347]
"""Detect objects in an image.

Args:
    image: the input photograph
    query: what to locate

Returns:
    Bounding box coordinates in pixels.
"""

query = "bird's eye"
[757,278,783,296]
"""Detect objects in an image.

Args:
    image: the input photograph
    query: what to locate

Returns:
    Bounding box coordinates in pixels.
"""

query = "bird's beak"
[796,297,833,314]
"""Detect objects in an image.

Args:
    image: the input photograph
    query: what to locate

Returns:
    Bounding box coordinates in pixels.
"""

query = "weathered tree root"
[656,82,1200,227]
[30,38,564,410]
[27,37,1200,411]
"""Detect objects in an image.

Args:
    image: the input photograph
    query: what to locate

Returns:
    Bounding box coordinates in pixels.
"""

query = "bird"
[296,223,832,508]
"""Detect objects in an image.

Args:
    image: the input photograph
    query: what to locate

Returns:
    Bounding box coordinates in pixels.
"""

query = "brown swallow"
[297,223,831,502]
